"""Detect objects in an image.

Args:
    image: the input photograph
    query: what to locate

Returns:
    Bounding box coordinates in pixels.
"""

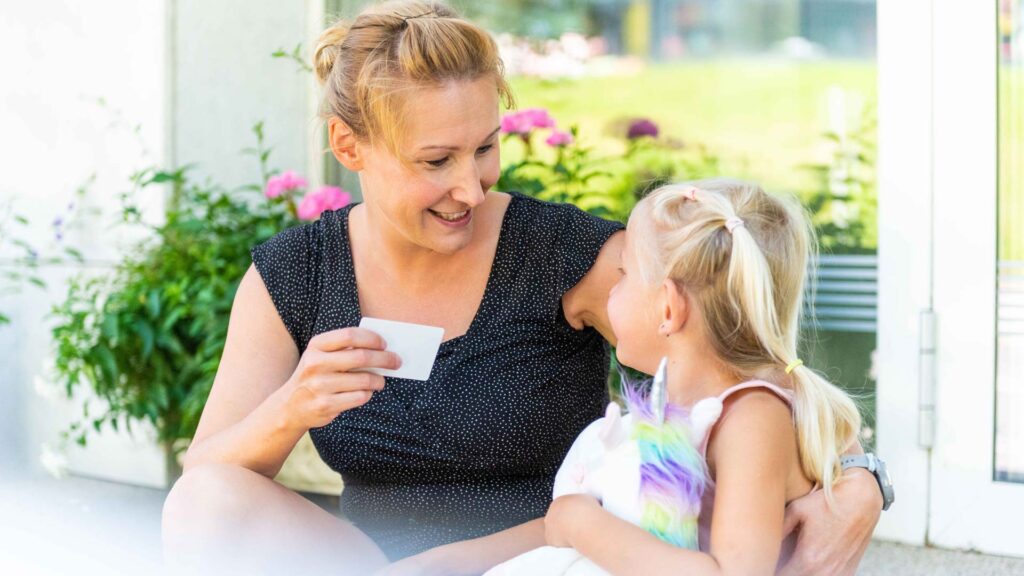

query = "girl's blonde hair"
[633,178,861,501]
[314,0,514,158]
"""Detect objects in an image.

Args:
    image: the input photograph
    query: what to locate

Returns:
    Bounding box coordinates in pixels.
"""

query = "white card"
[356,317,445,381]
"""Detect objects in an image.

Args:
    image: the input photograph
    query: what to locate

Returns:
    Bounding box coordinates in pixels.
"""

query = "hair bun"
[314,19,350,85]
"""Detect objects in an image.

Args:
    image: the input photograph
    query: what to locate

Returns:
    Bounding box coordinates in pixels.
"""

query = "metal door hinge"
[919,309,937,448]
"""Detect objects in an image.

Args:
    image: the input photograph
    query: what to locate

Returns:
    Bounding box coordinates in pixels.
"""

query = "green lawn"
[1000,65,1024,261]
[511,59,1022,260]
[508,59,877,196]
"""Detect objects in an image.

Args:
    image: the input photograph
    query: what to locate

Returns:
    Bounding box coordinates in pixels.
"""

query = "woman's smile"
[429,208,473,227]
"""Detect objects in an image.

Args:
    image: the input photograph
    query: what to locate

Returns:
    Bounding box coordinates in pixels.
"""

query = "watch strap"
[841,453,876,473]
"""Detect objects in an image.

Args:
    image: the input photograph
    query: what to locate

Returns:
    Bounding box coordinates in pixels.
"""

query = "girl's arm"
[546,495,719,576]
[546,390,797,576]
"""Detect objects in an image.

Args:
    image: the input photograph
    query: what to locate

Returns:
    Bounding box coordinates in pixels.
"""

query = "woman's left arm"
[777,444,882,576]
[562,230,624,346]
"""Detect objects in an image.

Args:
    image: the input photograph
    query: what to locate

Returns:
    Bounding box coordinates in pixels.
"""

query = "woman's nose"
[451,159,486,207]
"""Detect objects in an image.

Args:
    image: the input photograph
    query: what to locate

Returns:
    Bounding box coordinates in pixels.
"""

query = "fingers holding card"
[356,317,444,382]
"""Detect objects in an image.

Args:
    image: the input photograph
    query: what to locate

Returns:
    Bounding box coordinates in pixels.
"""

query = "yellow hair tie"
[785,359,804,374]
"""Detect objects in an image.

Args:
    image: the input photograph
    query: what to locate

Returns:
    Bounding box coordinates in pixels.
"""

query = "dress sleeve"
[249,220,322,352]
[552,202,624,296]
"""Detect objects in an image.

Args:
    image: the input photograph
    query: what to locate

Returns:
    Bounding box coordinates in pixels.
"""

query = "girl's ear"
[658,279,689,337]
[328,117,365,171]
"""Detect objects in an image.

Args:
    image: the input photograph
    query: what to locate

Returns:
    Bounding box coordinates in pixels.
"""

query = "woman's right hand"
[278,327,402,430]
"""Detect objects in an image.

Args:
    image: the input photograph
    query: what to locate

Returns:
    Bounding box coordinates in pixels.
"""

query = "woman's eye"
[476,144,494,155]
[426,157,449,168]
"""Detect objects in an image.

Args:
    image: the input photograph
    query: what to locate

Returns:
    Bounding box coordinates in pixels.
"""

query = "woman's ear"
[328,117,364,171]
[658,279,689,337]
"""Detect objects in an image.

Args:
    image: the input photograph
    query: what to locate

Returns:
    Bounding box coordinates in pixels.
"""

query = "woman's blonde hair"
[313,0,514,157]
[633,178,861,501]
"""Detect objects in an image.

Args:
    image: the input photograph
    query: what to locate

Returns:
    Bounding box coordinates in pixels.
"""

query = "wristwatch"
[841,453,895,511]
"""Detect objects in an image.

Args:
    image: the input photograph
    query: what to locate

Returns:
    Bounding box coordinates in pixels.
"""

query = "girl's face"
[607,213,668,375]
[357,77,502,255]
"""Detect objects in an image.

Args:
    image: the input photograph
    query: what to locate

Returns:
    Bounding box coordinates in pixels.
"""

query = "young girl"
[495,178,862,575]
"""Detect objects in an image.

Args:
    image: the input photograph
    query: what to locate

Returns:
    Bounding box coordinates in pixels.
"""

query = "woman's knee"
[162,463,266,538]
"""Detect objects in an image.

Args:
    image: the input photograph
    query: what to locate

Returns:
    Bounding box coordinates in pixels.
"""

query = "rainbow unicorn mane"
[622,382,708,549]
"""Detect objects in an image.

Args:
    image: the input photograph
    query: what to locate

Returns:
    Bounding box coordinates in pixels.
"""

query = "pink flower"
[297,185,352,221]
[545,130,574,148]
[264,170,308,199]
[500,108,556,135]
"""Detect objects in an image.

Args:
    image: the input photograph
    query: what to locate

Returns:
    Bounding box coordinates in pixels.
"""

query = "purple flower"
[297,186,352,221]
[627,118,660,140]
[264,170,308,199]
[545,130,574,148]
[500,108,557,136]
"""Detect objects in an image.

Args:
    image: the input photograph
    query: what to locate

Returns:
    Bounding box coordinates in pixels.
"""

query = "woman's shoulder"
[505,191,623,230]
[252,203,354,258]
[503,192,623,261]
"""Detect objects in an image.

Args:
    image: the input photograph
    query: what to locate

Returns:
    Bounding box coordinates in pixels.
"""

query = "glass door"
[926,0,1024,556]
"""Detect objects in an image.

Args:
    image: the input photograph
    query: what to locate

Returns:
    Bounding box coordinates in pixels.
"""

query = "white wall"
[0,1,170,475]
[172,0,323,193]
[0,0,323,483]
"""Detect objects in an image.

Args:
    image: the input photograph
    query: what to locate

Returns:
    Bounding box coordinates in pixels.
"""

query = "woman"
[161,2,881,574]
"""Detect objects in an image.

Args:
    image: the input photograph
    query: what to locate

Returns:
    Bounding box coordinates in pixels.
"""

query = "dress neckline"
[334,192,522,349]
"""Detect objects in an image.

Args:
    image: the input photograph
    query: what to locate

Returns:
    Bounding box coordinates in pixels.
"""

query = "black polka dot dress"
[250,191,624,561]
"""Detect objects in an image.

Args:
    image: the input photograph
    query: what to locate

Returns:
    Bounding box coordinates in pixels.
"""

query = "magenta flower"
[627,118,660,140]
[297,185,352,221]
[264,170,308,199]
[545,130,574,148]
[500,108,556,135]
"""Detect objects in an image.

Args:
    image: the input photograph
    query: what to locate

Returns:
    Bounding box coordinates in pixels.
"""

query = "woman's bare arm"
[562,230,624,346]
[181,265,306,476]
[182,264,398,478]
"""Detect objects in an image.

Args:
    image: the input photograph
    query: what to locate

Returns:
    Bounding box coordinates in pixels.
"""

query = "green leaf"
[160,307,186,332]
[94,345,118,384]
[146,289,161,319]
[63,247,85,263]
[101,314,120,344]
[134,319,155,359]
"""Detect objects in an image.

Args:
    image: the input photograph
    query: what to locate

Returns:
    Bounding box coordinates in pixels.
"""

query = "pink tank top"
[694,380,803,570]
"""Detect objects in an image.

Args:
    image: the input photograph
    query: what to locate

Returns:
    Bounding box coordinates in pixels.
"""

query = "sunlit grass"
[508,59,877,195]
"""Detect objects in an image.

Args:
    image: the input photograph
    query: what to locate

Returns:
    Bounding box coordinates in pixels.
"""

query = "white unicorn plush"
[486,360,724,576]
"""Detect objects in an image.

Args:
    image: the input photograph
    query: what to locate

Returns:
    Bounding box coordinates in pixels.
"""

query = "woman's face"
[607,214,666,376]
[357,77,501,255]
